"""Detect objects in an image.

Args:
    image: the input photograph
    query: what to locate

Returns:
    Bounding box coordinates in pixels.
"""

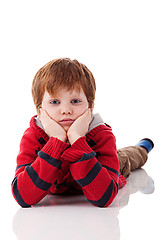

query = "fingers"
[40,108,54,122]
[39,108,55,129]
[82,108,92,121]
[40,108,48,118]
[39,108,45,121]
[79,108,92,118]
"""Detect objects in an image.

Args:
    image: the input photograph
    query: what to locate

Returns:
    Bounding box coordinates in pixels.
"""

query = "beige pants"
[117,146,148,178]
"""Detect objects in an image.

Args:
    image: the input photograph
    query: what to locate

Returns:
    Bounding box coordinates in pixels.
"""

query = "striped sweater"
[11,114,126,207]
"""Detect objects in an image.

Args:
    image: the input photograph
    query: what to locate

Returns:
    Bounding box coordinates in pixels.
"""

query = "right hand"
[39,108,67,142]
[67,108,92,145]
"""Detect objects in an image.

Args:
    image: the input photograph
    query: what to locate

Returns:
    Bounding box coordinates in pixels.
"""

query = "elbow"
[11,177,31,208]
[87,180,118,208]
[88,199,113,208]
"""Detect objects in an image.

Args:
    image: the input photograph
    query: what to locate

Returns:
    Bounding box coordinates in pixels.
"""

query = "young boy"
[11,58,154,208]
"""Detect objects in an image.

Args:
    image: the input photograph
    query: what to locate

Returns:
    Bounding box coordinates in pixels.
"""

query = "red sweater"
[11,116,126,207]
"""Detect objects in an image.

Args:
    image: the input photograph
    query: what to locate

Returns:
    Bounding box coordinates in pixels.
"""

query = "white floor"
[1,145,160,240]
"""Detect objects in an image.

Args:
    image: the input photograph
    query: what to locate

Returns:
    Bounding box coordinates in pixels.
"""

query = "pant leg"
[117,146,148,178]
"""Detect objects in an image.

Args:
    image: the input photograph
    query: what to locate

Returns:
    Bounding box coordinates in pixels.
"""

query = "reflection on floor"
[12,168,155,240]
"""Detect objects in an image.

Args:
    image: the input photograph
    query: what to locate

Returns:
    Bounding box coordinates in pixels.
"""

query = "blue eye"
[50,100,60,104]
[71,99,81,104]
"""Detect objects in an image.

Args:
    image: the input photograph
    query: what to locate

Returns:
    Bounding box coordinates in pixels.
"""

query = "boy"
[11,58,154,207]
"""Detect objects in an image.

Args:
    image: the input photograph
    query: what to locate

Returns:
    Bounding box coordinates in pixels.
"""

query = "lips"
[59,119,74,125]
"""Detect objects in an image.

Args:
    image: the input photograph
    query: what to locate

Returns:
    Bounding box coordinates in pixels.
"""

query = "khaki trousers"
[117,146,148,178]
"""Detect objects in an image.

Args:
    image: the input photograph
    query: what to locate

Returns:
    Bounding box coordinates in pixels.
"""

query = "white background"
[0,0,160,239]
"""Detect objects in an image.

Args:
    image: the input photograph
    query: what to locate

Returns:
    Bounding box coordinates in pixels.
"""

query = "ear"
[37,106,42,117]
[90,102,94,112]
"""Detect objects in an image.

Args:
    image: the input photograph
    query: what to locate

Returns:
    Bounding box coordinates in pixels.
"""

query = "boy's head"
[32,58,96,114]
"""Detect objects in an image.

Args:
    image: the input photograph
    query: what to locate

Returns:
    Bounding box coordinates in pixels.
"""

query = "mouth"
[59,119,74,125]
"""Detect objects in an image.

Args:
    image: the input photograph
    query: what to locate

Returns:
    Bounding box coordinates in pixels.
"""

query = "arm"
[11,129,69,207]
[62,127,122,207]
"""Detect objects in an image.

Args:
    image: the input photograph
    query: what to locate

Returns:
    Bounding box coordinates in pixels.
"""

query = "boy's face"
[41,87,89,131]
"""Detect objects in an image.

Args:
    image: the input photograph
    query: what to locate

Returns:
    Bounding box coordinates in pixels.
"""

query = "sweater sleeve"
[11,129,69,207]
[61,128,126,207]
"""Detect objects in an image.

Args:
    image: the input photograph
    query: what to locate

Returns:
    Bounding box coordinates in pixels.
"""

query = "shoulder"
[86,124,117,158]
[20,116,49,146]
[86,123,116,144]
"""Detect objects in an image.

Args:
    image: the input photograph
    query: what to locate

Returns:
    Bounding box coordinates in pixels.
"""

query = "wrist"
[68,134,81,145]
[50,135,67,143]
[57,136,67,142]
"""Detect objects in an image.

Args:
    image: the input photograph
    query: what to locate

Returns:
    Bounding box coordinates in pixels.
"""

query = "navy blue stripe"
[12,177,31,208]
[26,165,52,191]
[38,137,46,144]
[87,180,114,207]
[102,165,119,176]
[16,163,31,170]
[74,151,96,163]
[38,151,62,169]
[88,139,96,147]
[116,182,119,193]
[95,151,101,157]
[35,149,39,155]
[76,161,102,187]
[54,179,71,189]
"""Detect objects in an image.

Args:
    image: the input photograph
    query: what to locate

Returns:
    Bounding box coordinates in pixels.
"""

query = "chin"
[63,126,70,132]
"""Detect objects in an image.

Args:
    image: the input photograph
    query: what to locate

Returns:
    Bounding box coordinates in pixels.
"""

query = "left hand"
[67,108,92,145]
[39,108,67,142]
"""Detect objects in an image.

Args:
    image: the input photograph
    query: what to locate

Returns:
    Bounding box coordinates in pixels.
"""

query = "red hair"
[32,58,96,113]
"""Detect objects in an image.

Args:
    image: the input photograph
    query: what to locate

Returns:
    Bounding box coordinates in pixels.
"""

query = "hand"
[67,108,92,145]
[39,108,67,142]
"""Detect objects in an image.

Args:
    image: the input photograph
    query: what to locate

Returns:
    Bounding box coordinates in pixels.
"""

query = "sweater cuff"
[41,137,69,159]
[62,136,93,162]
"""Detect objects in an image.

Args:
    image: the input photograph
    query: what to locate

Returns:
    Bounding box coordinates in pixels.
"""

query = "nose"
[61,104,72,115]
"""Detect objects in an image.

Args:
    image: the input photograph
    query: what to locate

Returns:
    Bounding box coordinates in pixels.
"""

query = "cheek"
[42,103,58,120]
[48,110,57,119]
[75,104,89,116]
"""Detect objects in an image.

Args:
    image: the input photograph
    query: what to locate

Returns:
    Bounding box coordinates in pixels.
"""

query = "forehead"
[43,87,87,99]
